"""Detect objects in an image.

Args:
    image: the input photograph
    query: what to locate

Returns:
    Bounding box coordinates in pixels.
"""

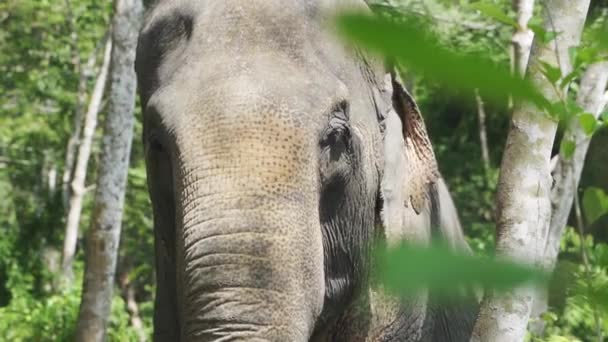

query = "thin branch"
[475,89,491,173]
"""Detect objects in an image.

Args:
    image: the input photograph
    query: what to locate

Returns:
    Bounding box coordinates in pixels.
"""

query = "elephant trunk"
[175,128,324,341]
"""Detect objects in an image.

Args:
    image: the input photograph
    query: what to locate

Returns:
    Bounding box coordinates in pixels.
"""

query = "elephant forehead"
[149,53,348,133]
[137,0,361,111]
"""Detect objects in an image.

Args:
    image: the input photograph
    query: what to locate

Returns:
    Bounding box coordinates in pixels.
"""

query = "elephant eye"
[321,101,351,152]
[147,131,165,154]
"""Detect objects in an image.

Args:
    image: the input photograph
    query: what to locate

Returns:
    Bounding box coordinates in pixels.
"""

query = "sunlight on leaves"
[335,12,551,111]
[376,242,547,296]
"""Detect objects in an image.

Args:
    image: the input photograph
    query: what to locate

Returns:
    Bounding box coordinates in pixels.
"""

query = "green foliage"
[378,242,547,296]
[537,228,608,341]
[335,11,550,110]
[0,267,145,342]
[468,2,516,26]
[582,187,608,226]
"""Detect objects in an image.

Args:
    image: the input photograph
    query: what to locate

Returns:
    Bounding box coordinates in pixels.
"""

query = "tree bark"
[545,62,608,267]
[74,0,143,340]
[529,62,608,334]
[61,37,113,283]
[471,1,590,341]
[511,0,535,78]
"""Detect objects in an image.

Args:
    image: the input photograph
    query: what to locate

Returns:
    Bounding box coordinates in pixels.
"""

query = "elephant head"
[135,0,475,341]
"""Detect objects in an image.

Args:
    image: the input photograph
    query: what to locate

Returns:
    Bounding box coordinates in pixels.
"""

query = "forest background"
[1,0,607,340]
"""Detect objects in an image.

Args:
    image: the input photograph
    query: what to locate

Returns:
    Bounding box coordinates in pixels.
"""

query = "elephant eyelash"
[321,122,351,149]
[147,131,165,152]
[320,100,350,144]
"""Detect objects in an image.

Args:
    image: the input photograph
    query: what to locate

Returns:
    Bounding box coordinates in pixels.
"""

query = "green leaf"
[568,46,578,66]
[560,139,575,159]
[601,111,608,122]
[539,61,562,85]
[582,187,608,226]
[578,113,598,136]
[559,69,579,88]
[376,242,547,296]
[540,311,558,323]
[593,22,608,52]
[529,24,558,44]
[335,13,550,110]
[468,3,517,27]
[575,46,598,69]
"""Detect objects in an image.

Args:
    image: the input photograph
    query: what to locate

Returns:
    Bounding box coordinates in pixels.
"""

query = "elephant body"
[135,0,477,340]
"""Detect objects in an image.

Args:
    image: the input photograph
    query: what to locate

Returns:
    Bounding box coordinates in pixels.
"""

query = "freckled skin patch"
[136,0,476,341]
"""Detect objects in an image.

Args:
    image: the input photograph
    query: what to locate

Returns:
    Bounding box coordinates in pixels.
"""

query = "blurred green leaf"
[377,242,547,296]
[575,46,599,69]
[468,3,516,26]
[568,47,579,66]
[560,139,575,159]
[541,311,558,323]
[582,187,608,226]
[559,69,579,88]
[540,61,562,85]
[530,24,558,44]
[592,22,608,52]
[335,12,550,110]
[578,113,598,136]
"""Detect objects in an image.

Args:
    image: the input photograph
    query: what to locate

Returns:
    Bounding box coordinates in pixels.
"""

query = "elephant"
[135,0,478,341]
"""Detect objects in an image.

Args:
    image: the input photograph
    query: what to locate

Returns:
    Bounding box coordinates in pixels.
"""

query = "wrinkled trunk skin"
[174,123,325,341]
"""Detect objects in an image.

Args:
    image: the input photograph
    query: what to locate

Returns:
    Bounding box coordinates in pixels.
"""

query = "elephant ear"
[389,70,439,215]
[380,70,469,252]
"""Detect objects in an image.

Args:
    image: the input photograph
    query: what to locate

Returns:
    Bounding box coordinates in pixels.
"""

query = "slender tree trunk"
[119,271,147,342]
[529,61,608,334]
[511,0,535,78]
[475,89,491,172]
[545,62,608,267]
[61,0,110,208]
[74,0,143,340]
[61,0,86,208]
[61,37,113,283]
[471,1,590,341]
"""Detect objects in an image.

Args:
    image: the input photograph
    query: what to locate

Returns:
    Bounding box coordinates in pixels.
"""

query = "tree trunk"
[530,62,608,334]
[545,61,608,268]
[119,271,148,342]
[74,0,143,340]
[475,89,491,172]
[470,1,590,341]
[61,0,107,209]
[511,0,535,78]
[61,37,112,283]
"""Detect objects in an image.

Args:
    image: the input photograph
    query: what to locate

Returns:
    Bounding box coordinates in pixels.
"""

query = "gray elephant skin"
[135,0,478,341]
